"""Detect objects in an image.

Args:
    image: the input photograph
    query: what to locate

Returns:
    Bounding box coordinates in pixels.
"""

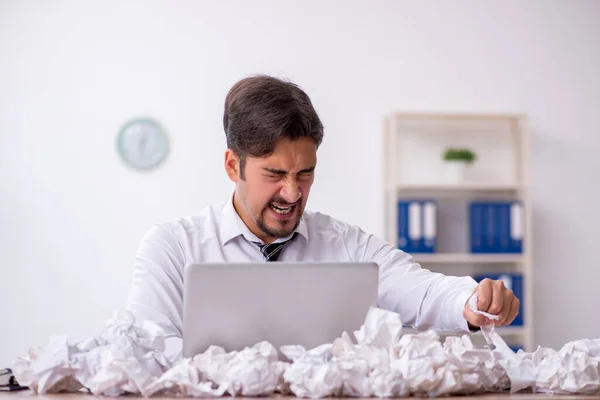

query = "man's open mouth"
[269,203,296,215]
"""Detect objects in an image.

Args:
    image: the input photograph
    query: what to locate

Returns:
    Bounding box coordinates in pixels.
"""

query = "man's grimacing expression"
[225,137,317,244]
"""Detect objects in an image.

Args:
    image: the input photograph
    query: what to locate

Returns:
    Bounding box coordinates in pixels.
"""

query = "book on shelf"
[470,200,524,254]
[397,199,524,255]
[397,199,437,253]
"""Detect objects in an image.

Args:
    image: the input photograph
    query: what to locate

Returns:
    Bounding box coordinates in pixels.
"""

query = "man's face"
[225,137,317,243]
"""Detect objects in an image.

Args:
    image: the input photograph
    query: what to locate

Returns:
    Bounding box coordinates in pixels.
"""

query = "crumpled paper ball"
[11,301,600,397]
[12,310,171,396]
[143,341,288,397]
[283,307,510,398]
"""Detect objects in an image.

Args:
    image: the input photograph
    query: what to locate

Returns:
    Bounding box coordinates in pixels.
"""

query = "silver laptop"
[182,262,379,358]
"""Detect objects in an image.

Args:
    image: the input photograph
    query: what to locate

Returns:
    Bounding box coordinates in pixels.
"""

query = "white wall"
[2,0,599,365]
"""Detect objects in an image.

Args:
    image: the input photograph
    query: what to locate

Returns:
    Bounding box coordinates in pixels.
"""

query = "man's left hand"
[463,278,520,329]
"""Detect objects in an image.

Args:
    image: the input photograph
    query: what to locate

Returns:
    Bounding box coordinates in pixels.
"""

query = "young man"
[125,75,520,362]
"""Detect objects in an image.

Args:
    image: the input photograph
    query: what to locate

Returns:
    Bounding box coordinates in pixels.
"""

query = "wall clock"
[117,117,169,171]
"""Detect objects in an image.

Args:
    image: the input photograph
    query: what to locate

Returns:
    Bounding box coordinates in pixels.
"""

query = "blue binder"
[407,201,422,252]
[470,202,484,253]
[470,201,524,254]
[484,203,496,253]
[398,199,435,253]
[397,201,410,252]
[509,345,524,353]
[472,273,524,326]
[420,200,437,253]
[497,202,510,253]
[471,201,495,253]
[508,201,524,253]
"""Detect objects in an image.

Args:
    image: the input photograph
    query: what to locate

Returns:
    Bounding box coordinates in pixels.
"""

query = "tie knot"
[254,234,296,261]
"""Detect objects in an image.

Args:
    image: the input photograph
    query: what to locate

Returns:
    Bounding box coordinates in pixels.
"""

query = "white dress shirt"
[125,195,478,362]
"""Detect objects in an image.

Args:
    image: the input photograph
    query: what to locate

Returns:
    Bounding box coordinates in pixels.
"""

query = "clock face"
[117,118,169,170]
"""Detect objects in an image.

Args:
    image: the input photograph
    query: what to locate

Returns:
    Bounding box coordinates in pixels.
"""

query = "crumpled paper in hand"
[12,301,600,397]
[467,291,600,395]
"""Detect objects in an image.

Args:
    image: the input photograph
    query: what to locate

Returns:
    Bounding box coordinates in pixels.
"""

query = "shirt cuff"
[165,336,183,364]
[453,286,477,334]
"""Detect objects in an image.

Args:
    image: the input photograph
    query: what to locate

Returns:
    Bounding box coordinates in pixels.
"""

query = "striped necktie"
[254,233,296,261]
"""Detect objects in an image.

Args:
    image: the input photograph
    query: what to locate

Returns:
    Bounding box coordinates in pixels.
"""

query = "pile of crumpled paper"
[12,296,600,398]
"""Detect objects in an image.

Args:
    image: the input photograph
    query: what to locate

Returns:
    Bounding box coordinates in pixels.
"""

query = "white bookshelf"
[393,183,523,192]
[383,112,533,352]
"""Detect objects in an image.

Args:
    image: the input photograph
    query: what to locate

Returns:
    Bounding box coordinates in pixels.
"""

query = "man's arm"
[346,226,477,333]
[125,224,186,362]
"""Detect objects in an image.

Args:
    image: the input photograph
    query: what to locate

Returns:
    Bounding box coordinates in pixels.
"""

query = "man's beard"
[256,205,302,239]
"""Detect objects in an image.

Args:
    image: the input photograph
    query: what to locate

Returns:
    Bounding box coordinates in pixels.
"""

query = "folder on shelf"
[510,345,524,353]
[408,201,422,252]
[509,201,524,253]
[472,273,524,327]
[398,199,436,253]
[471,201,495,253]
[485,203,496,252]
[470,202,484,253]
[397,200,410,252]
[470,201,524,254]
[497,202,510,252]
[421,200,436,253]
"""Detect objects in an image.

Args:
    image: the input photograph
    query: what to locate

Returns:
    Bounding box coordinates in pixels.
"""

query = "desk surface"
[2,391,600,399]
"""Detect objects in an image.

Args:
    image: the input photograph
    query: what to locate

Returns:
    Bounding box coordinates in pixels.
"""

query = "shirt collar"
[219,192,308,245]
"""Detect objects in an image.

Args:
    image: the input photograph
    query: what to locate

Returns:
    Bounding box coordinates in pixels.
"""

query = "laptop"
[182,262,379,358]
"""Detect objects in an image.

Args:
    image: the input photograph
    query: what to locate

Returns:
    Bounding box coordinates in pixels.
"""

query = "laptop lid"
[182,262,379,358]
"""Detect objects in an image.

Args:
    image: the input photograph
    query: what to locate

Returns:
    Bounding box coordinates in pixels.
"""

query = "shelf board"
[412,253,524,264]
[394,112,525,121]
[394,183,523,192]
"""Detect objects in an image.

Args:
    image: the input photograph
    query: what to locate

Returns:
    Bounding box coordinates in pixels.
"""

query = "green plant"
[443,148,476,164]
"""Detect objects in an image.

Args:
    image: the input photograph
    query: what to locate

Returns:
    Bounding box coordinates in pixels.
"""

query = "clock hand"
[139,131,148,153]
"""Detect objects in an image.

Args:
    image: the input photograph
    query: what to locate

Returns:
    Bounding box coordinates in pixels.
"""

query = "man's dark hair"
[223,75,324,179]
